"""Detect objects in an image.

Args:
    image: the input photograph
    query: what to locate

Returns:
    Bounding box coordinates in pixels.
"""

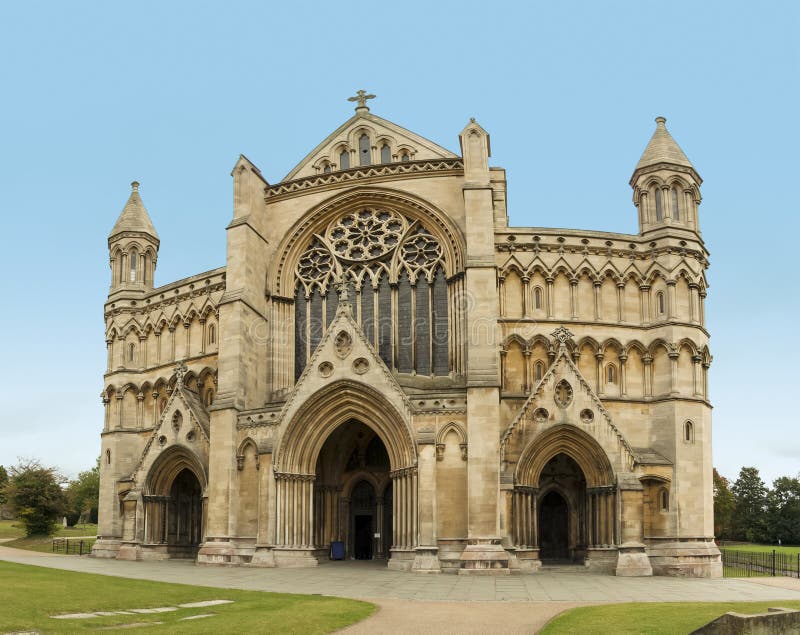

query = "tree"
[731,466,768,542]
[766,475,800,545]
[0,465,8,507]
[5,459,66,536]
[65,459,100,525]
[713,468,734,541]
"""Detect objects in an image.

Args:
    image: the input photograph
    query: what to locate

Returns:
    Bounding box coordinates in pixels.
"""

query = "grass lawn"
[0,561,374,634]
[720,542,800,556]
[0,521,98,553]
[541,601,800,635]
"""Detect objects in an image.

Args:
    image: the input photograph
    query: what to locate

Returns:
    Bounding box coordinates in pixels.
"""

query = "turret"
[630,117,702,235]
[108,181,159,296]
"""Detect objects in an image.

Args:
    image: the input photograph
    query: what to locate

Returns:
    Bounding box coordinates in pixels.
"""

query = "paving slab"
[2,544,800,606]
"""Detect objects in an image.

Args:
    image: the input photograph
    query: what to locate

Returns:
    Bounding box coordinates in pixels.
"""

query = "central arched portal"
[315,420,394,560]
[272,382,418,568]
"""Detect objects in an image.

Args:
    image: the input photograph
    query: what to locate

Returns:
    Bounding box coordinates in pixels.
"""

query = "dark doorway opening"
[354,515,373,560]
[539,490,569,561]
[167,468,202,557]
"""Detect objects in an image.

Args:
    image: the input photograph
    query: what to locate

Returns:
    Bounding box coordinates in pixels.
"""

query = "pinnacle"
[634,116,694,172]
[109,181,159,241]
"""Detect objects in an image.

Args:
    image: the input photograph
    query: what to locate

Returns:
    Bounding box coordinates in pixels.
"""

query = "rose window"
[296,241,333,284]
[400,229,443,270]
[326,208,406,262]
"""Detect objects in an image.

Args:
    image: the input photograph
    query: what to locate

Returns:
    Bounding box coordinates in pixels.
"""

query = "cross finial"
[174,361,188,386]
[347,89,376,111]
[551,326,573,348]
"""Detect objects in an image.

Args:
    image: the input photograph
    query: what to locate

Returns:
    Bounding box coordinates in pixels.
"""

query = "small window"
[606,364,616,384]
[359,133,371,166]
[534,287,542,310]
[671,187,680,221]
[660,489,669,511]
[128,343,135,362]
[106,449,111,465]
[208,324,216,345]
[655,188,663,221]
[204,389,214,406]
[684,420,694,443]
[534,361,544,381]
[339,149,350,170]
[400,152,410,162]
[129,249,137,282]
[322,162,331,174]
[657,291,665,315]
[380,143,391,164]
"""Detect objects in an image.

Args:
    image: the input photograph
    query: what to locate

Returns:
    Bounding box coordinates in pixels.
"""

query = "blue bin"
[330,541,345,560]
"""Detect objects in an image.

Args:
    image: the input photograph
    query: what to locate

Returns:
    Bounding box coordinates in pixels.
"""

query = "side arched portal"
[512,425,617,564]
[144,446,207,557]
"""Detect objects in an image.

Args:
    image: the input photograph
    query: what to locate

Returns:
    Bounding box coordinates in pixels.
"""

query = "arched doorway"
[538,490,569,561]
[167,468,203,557]
[142,446,207,559]
[272,381,418,568]
[315,420,392,560]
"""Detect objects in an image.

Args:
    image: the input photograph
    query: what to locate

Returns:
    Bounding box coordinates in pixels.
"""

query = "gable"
[500,335,637,477]
[283,111,458,181]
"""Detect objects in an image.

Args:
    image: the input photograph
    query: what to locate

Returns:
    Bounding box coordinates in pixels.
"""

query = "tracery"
[294,207,449,379]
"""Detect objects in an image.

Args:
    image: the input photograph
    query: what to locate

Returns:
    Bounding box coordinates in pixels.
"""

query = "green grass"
[720,542,800,556]
[0,521,98,553]
[0,561,375,634]
[541,601,800,635]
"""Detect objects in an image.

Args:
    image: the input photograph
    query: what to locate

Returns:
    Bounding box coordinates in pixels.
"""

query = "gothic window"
[534,287,542,310]
[400,151,411,162]
[534,361,544,382]
[322,161,331,174]
[606,364,616,384]
[672,187,681,221]
[660,488,669,511]
[684,420,694,443]
[293,208,450,379]
[655,188,663,221]
[359,133,371,166]
[380,143,391,164]
[129,249,138,282]
[106,449,111,465]
[208,324,216,345]
[128,343,136,362]
[657,291,666,316]
[204,389,214,407]
[339,149,350,170]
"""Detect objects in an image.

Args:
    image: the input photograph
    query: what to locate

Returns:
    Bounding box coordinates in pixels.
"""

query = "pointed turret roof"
[109,181,159,242]
[635,117,693,171]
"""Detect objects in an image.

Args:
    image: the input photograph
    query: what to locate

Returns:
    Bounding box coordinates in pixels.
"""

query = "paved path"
[3,547,800,633]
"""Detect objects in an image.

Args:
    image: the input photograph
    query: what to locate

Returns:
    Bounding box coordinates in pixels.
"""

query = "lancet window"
[294,208,450,379]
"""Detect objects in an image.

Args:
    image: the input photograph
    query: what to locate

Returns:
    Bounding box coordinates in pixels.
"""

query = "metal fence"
[721,548,800,578]
[51,538,92,555]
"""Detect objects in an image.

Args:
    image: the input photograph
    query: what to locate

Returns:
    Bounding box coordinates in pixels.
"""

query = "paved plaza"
[2,546,800,604]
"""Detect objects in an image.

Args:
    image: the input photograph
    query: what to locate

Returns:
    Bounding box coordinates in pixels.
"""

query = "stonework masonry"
[94,95,721,577]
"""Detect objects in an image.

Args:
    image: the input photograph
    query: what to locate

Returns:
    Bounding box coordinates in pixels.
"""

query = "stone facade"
[93,95,721,577]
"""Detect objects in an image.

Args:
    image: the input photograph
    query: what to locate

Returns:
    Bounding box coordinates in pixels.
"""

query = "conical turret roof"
[634,117,694,171]
[109,181,159,241]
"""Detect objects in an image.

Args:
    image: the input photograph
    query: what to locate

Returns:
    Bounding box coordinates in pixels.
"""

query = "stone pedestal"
[615,543,653,576]
[388,548,415,571]
[585,546,618,573]
[412,546,442,573]
[458,540,510,575]
[249,545,276,567]
[513,547,542,571]
[271,547,322,568]
[646,539,722,578]
[90,538,122,559]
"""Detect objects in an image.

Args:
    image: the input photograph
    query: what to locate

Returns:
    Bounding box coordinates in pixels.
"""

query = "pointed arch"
[516,424,615,489]
[145,444,207,496]
[275,380,416,474]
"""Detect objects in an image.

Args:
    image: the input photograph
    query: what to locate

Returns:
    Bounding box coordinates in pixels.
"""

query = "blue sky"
[0,1,797,485]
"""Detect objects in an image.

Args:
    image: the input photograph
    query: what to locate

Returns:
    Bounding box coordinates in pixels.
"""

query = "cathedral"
[94,93,721,577]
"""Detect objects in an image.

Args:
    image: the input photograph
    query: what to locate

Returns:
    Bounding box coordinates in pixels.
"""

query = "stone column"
[413,441,440,571]
[639,285,651,325]
[569,277,578,319]
[546,277,554,318]
[616,282,624,323]
[593,280,601,320]
[688,282,699,323]
[643,355,653,398]
[666,280,677,321]
[521,275,531,317]
[615,476,652,576]
[619,354,628,397]
[595,352,604,396]
[669,347,679,395]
